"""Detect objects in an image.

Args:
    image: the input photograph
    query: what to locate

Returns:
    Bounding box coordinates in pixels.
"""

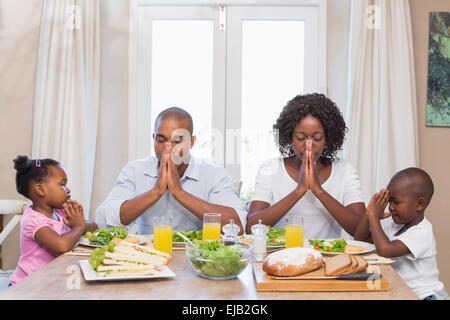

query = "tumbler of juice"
[202,213,222,240]
[153,216,173,255]
[285,216,303,248]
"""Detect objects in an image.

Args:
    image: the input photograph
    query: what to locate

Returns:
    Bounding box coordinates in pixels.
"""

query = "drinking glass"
[153,216,173,254]
[202,213,222,240]
[285,216,303,248]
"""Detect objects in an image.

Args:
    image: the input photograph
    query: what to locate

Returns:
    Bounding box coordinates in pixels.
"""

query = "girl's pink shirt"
[10,205,71,285]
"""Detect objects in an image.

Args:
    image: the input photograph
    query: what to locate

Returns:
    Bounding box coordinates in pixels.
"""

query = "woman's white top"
[251,158,364,239]
[381,216,446,299]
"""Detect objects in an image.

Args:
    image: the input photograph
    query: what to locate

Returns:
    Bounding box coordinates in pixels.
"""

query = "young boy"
[354,167,448,300]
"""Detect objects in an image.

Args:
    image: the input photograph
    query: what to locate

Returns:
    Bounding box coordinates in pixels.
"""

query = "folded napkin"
[64,246,94,256]
[64,251,92,256]
[361,253,395,265]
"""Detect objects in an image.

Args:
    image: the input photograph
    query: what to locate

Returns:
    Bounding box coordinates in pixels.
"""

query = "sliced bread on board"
[324,254,352,276]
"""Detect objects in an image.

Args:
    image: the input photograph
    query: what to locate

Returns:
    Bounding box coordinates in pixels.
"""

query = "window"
[151,20,214,159]
[130,0,327,202]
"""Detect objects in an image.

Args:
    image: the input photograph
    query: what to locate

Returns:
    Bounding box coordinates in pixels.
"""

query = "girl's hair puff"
[13,155,60,198]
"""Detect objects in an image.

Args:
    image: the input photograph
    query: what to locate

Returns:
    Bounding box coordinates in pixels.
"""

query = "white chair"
[232,181,242,197]
[0,199,27,291]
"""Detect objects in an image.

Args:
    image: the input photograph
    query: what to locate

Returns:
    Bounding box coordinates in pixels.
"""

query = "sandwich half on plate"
[89,241,171,277]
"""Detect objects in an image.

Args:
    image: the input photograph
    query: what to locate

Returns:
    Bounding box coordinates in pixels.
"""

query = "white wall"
[0,0,42,270]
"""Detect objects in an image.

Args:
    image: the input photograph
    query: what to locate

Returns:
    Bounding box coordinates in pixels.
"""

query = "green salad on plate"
[308,239,347,253]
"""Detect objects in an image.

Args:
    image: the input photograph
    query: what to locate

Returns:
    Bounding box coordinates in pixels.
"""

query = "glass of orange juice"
[285,216,303,248]
[202,213,222,240]
[153,216,173,255]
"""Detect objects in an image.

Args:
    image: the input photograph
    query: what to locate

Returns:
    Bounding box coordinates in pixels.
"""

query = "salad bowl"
[186,240,252,280]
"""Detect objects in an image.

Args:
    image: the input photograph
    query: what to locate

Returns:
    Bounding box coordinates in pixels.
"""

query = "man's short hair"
[154,107,193,134]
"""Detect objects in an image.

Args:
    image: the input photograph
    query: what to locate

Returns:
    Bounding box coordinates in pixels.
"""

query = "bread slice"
[352,255,369,273]
[339,255,369,275]
[340,255,359,275]
[324,254,352,276]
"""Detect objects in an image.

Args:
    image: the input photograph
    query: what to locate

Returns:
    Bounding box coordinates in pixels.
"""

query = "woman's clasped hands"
[297,139,323,196]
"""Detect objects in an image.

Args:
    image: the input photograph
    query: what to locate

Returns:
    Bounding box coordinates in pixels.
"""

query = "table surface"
[0,238,419,300]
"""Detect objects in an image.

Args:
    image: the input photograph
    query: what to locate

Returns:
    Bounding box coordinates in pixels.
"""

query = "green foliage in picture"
[426,12,450,127]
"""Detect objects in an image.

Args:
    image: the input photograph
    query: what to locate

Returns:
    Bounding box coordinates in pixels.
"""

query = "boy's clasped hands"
[366,188,392,220]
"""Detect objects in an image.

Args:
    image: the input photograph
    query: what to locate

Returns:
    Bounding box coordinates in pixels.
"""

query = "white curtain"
[32,0,100,216]
[345,0,419,203]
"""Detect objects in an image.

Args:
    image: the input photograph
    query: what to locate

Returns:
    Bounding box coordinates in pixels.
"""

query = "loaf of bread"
[262,247,323,277]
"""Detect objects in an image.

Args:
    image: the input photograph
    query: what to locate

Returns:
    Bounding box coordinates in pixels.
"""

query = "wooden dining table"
[0,236,419,300]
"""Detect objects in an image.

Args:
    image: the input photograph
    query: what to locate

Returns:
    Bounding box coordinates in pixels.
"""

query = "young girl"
[354,168,448,300]
[246,93,366,238]
[9,155,98,285]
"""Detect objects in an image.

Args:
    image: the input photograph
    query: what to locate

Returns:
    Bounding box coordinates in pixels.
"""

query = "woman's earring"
[322,145,330,158]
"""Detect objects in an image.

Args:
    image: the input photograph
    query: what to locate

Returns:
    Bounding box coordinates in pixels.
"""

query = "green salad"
[187,240,248,278]
[172,229,202,242]
[308,239,347,253]
[266,226,285,246]
[83,227,128,246]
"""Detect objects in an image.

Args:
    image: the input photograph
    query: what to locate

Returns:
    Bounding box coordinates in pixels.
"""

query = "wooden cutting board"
[253,263,389,292]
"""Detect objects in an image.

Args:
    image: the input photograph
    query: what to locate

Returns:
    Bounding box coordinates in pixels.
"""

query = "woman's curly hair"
[273,93,347,165]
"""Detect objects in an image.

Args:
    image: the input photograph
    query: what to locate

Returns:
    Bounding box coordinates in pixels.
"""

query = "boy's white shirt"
[380,216,445,299]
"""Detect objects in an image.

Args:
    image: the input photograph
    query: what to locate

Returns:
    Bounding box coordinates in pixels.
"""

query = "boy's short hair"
[391,167,434,206]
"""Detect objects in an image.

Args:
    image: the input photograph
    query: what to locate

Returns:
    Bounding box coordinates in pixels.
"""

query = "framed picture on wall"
[426,12,450,127]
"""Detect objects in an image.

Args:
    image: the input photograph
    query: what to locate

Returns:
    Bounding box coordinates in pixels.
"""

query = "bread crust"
[353,255,368,273]
[341,255,358,275]
[324,254,369,276]
[262,248,323,277]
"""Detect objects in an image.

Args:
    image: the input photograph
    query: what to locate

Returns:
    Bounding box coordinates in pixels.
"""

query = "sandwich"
[112,236,141,245]
[344,244,365,254]
[89,242,171,277]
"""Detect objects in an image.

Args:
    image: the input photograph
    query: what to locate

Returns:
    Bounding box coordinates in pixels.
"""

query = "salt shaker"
[251,220,269,262]
[222,219,240,245]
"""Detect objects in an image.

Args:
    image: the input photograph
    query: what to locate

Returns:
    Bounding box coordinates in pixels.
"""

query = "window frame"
[129,0,327,174]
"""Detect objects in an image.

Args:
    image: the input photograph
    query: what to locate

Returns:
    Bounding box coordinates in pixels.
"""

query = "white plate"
[78,260,176,281]
[304,239,375,255]
[147,235,192,250]
[77,234,148,248]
